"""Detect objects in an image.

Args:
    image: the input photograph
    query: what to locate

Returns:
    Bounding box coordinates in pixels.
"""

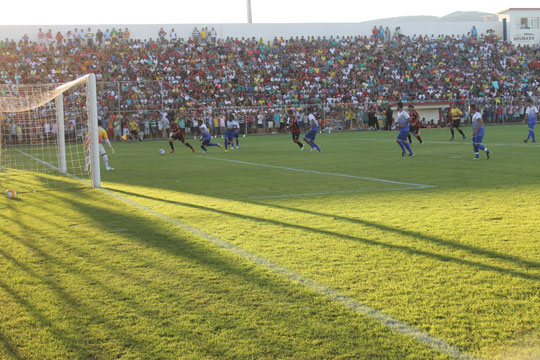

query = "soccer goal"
[0,74,101,194]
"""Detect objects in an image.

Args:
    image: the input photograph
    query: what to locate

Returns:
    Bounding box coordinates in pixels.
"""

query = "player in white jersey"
[470,104,491,159]
[224,115,236,151]
[303,108,322,152]
[232,117,241,149]
[198,120,222,153]
[523,98,538,143]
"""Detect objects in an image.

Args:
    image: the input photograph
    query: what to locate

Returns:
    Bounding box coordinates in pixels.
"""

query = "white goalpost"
[0,74,100,193]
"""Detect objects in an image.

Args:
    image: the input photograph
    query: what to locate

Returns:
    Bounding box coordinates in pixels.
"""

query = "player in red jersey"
[407,105,423,145]
[168,120,195,153]
[287,109,304,150]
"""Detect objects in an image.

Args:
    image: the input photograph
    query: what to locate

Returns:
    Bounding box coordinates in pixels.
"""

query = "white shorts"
[99,144,106,155]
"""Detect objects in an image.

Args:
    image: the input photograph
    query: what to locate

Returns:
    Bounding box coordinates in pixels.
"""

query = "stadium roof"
[498,8,540,14]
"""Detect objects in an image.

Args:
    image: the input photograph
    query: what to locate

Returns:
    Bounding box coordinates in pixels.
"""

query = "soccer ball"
[5,189,17,199]
[159,149,166,155]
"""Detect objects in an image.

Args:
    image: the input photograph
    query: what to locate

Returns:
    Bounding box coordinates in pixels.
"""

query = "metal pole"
[247,0,252,24]
[88,73,101,188]
[55,94,67,173]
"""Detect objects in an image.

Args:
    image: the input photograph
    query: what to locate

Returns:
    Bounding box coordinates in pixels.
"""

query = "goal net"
[0,74,100,194]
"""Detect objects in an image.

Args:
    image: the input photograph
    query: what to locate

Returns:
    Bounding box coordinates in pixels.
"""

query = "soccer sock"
[478,144,486,151]
[224,139,228,149]
[532,131,536,142]
[458,129,465,136]
[184,142,192,149]
[85,156,90,169]
[408,134,412,143]
[201,144,207,151]
[236,138,239,146]
[416,135,423,143]
[473,143,479,153]
[397,140,406,153]
[169,142,174,150]
[306,141,315,148]
[102,154,109,168]
[313,143,321,152]
[405,142,413,155]
[297,141,303,148]
[450,128,455,137]
[209,142,219,147]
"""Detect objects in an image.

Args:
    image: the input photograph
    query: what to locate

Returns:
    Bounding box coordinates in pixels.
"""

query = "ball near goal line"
[5,189,17,199]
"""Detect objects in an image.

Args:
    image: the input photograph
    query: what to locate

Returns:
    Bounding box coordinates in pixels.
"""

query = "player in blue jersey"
[198,119,222,153]
[232,116,241,149]
[470,104,491,159]
[224,114,236,151]
[523,98,538,143]
[303,108,322,152]
[395,101,414,157]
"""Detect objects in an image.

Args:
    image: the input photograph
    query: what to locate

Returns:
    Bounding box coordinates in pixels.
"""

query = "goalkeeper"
[84,120,115,171]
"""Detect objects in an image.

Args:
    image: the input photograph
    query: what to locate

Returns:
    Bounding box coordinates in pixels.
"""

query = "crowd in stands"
[1,25,539,138]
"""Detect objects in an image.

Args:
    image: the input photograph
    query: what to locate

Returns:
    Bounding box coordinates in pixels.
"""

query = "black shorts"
[130,130,138,136]
[171,133,185,142]
[452,119,461,128]
[410,126,420,135]
[291,132,300,141]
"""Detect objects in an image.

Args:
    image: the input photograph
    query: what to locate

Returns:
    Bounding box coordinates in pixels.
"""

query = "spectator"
[471,26,478,38]
[192,27,200,43]
[169,28,177,42]
[86,28,94,47]
[158,28,166,43]
[38,28,45,45]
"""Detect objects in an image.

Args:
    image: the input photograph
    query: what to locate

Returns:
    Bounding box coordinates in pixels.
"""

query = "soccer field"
[1,125,540,359]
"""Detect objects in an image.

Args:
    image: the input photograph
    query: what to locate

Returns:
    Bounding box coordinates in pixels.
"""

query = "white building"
[498,8,540,46]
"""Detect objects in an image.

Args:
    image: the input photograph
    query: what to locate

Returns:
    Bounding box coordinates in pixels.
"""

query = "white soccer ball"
[5,189,17,199]
[159,149,166,154]
[243,134,246,137]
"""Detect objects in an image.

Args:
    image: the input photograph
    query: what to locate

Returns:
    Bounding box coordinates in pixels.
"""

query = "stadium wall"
[0,21,501,43]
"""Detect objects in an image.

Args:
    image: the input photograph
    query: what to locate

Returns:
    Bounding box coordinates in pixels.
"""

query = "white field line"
[15,149,478,359]
[231,186,426,201]
[197,156,434,189]
[100,187,479,360]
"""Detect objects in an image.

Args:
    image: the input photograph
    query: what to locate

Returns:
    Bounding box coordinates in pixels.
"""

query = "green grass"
[1,125,540,359]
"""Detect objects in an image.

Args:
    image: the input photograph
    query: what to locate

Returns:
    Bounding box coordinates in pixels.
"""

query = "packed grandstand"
[1,26,539,136]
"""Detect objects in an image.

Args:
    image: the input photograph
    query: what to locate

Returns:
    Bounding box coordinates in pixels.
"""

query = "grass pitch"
[1,125,540,359]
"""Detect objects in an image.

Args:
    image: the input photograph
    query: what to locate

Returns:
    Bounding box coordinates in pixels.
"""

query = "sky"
[2,0,539,25]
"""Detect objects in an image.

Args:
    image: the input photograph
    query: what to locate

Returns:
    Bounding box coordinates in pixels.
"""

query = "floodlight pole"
[247,0,252,23]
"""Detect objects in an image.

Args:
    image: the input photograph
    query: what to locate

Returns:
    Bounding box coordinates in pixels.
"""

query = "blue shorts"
[224,129,234,139]
[233,130,240,138]
[528,121,536,129]
[472,135,483,144]
[202,136,212,145]
[304,129,317,141]
[396,131,409,141]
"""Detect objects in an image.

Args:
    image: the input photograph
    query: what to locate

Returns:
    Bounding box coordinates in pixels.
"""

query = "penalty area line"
[197,156,434,189]
[230,186,426,201]
[102,187,479,360]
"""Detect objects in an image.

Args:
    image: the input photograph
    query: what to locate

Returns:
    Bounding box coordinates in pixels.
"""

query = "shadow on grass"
[2,181,437,359]
[0,329,24,360]
[247,201,540,270]
[110,188,540,283]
